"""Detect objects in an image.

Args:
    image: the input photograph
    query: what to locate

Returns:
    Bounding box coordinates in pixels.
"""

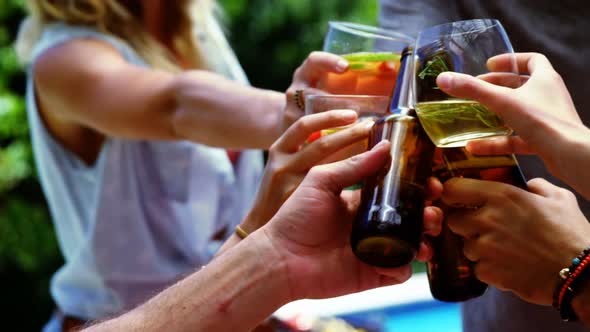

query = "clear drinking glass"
[413,19,519,147]
[319,22,414,96]
[304,94,390,168]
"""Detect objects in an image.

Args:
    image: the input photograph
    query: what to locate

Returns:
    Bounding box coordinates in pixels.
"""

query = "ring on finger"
[294,89,305,111]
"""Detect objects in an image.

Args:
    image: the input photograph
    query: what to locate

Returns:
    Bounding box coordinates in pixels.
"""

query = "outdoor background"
[0,0,380,330]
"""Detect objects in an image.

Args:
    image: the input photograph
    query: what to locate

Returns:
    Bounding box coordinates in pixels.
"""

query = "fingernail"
[336,59,349,72]
[437,72,454,90]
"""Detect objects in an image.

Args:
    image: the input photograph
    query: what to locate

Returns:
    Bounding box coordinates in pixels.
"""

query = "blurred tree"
[0,0,64,330]
[0,0,379,329]
[219,0,378,90]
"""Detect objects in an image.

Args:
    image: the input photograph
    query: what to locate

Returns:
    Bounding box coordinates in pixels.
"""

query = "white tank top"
[26,21,263,320]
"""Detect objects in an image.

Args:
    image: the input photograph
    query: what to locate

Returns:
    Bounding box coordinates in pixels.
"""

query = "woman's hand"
[282,52,349,132]
[435,53,590,198]
[241,109,372,234]
[442,177,590,305]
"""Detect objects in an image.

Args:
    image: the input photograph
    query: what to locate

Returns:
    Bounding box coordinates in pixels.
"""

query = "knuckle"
[496,184,521,203]
[308,51,322,60]
[349,123,370,138]
[531,52,548,63]
[347,152,365,165]
[293,116,313,133]
[556,187,576,200]
[292,67,303,80]
[309,164,330,181]
[527,177,545,187]
[267,146,281,160]
[313,138,332,154]
[268,165,288,184]
[309,164,326,175]
[477,233,496,249]
[544,69,564,85]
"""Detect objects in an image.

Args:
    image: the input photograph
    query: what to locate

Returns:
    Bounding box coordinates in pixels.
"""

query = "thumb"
[436,72,515,119]
[304,140,391,193]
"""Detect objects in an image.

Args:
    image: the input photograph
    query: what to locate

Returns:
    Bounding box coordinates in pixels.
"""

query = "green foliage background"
[0,0,378,330]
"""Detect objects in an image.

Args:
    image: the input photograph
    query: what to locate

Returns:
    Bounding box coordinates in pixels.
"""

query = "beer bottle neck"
[390,48,413,115]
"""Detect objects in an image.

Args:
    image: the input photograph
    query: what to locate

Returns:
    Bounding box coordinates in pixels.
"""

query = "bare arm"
[84,231,290,332]
[82,142,443,332]
[34,38,284,149]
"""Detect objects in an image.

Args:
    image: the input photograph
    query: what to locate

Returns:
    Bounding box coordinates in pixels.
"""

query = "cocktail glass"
[320,21,414,97]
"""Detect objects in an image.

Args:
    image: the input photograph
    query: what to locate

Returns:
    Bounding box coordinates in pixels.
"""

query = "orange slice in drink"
[318,52,401,96]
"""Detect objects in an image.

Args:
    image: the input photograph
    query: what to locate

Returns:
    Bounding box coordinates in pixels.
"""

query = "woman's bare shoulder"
[34,38,129,96]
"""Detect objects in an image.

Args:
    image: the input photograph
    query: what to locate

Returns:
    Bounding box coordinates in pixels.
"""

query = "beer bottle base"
[352,235,416,268]
[428,280,488,302]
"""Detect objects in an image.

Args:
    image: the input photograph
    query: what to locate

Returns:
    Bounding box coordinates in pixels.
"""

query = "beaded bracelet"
[560,260,590,321]
[552,246,590,307]
[553,245,590,321]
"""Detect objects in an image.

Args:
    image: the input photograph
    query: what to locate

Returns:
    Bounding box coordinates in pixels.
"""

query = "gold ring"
[235,225,249,239]
[294,89,305,111]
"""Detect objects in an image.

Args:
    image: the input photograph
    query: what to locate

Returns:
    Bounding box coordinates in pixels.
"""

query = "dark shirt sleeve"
[379,0,460,39]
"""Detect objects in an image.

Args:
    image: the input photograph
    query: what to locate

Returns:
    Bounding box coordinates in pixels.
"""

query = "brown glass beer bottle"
[351,49,436,268]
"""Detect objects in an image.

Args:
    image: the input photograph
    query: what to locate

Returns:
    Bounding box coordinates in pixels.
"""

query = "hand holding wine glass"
[413,19,519,148]
[436,52,590,201]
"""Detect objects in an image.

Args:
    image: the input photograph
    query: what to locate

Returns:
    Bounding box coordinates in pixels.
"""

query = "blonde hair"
[16,0,218,72]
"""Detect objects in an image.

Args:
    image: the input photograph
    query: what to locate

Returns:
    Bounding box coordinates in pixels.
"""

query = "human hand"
[436,53,590,185]
[261,141,442,301]
[442,177,590,305]
[283,52,349,132]
[241,109,373,233]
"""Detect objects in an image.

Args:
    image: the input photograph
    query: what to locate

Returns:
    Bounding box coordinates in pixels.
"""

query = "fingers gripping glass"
[413,19,519,147]
[304,94,390,189]
[304,94,390,144]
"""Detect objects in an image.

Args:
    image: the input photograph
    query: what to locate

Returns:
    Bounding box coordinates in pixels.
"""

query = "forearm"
[171,70,285,149]
[84,231,291,332]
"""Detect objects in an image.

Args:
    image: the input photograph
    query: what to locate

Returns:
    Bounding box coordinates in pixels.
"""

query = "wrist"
[255,89,286,148]
[246,229,294,304]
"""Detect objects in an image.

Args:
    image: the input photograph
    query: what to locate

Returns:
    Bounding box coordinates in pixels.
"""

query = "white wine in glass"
[413,19,519,147]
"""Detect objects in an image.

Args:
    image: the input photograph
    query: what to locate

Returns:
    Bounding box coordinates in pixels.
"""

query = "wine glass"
[413,19,519,147]
[319,21,414,96]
